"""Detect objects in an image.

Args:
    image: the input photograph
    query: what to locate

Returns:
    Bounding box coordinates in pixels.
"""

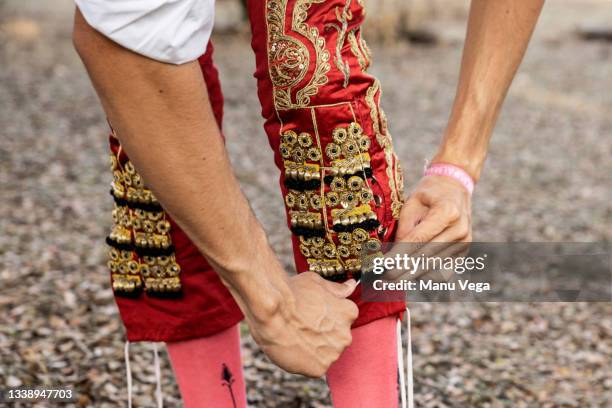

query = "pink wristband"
[424,163,475,195]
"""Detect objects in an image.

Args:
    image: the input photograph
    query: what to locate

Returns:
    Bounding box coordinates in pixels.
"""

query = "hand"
[244,272,359,378]
[397,174,472,244]
[391,175,472,278]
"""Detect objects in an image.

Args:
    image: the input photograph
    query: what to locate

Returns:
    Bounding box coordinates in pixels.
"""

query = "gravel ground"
[1,1,611,407]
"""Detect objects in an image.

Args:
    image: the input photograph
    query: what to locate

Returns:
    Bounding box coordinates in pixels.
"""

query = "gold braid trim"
[347,28,368,72]
[291,0,331,107]
[359,35,372,66]
[265,0,330,110]
[267,0,305,109]
[365,80,404,218]
[326,0,353,87]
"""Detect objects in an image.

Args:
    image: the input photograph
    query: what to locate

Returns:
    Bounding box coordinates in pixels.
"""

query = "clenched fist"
[245,272,359,378]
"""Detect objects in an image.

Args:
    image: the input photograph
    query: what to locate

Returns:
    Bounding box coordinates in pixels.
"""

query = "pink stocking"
[327,316,399,408]
[166,324,246,408]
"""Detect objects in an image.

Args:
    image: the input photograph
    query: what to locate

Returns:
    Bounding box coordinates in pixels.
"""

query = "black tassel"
[134,245,176,257]
[324,273,348,282]
[110,189,163,212]
[113,287,143,298]
[283,178,321,191]
[290,227,326,238]
[332,218,380,233]
[105,236,134,251]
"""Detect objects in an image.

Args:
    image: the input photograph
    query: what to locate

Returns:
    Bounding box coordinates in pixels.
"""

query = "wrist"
[431,145,485,182]
[424,162,475,195]
[230,262,294,323]
[217,227,295,323]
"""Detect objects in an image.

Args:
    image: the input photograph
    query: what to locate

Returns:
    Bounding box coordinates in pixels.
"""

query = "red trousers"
[107,0,406,342]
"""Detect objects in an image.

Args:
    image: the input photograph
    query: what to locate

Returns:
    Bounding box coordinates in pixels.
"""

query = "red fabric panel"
[112,41,243,342]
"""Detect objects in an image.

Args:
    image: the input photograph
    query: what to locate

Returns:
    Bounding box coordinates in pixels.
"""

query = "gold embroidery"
[266,0,330,110]
[292,0,331,107]
[323,123,380,236]
[107,145,182,297]
[308,259,344,277]
[332,127,348,144]
[347,29,369,71]
[337,245,351,258]
[285,191,324,212]
[326,0,353,87]
[130,206,181,296]
[290,210,323,229]
[269,37,309,89]
[331,204,377,227]
[352,228,368,242]
[281,118,384,279]
[359,35,372,67]
[326,191,340,206]
[365,80,404,218]
[281,130,322,190]
[267,0,309,109]
[107,153,143,295]
[140,255,181,294]
[264,0,396,279]
[280,119,383,280]
[327,153,371,176]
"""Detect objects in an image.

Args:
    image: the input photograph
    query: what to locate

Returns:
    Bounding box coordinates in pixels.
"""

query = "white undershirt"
[76,0,215,65]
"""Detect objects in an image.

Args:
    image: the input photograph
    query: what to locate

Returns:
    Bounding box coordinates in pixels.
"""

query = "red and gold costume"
[106,0,405,342]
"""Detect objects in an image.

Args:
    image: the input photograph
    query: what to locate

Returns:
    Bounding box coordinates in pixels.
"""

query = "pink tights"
[167,324,247,408]
[167,316,398,407]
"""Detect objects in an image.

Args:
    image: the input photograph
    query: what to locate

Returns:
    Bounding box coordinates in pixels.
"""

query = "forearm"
[433,0,544,181]
[73,10,291,319]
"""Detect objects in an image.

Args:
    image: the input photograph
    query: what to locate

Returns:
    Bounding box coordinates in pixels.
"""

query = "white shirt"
[76,0,215,64]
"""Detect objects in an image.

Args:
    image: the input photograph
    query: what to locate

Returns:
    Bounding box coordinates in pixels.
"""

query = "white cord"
[397,319,407,408]
[406,307,414,408]
[124,341,133,408]
[397,308,415,408]
[153,343,163,408]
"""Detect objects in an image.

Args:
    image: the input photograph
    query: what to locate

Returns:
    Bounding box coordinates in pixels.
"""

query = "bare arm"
[397,0,544,246]
[434,0,545,180]
[73,9,357,377]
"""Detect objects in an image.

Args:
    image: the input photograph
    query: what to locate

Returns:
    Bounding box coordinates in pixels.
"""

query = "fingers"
[414,239,472,280]
[340,298,359,322]
[399,201,460,244]
[314,275,359,322]
[383,199,470,281]
[395,196,428,237]
[320,278,358,299]
[260,273,360,379]
[429,217,471,243]
[412,219,471,259]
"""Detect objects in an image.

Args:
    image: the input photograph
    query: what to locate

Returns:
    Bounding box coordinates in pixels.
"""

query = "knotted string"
[124,341,133,408]
[397,307,414,408]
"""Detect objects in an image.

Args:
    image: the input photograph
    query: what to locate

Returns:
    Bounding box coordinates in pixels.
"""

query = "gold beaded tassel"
[123,161,182,298]
[325,122,379,233]
[106,152,143,296]
[321,122,382,280]
[278,122,387,282]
